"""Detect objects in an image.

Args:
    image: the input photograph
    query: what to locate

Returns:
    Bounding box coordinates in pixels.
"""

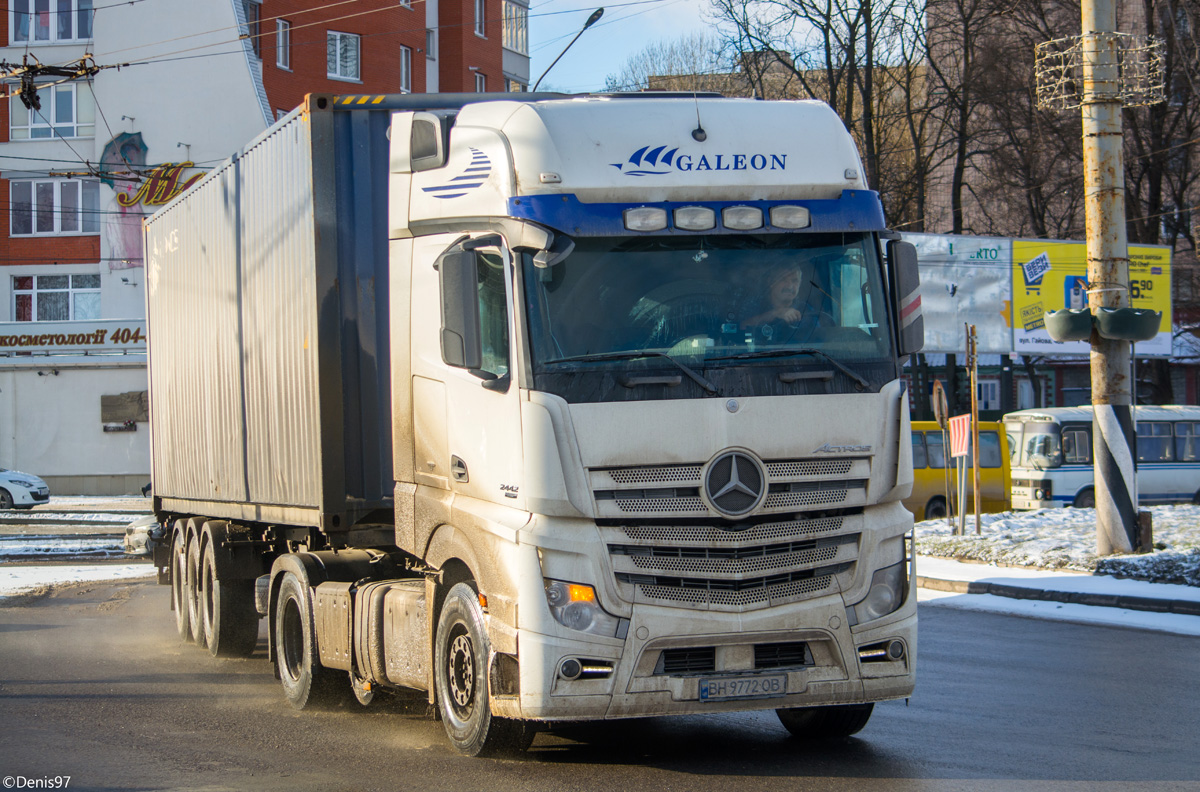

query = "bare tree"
[603,32,733,92]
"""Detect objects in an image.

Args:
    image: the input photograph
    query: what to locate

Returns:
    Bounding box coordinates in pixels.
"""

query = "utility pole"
[1080,0,1138,555]
[1035,0,1163,555]
[966,324,981,535]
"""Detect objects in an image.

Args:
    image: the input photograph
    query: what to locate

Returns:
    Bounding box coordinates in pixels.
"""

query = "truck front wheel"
[274,571,344,709]
[776,703,874,740]
[434,582,533,756]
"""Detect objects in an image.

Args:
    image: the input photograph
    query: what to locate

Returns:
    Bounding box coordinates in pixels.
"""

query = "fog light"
[887,640,905,660]
[722,205,763,230]
[770,205,811,229]
[559,658,582,680]
[624,207,667,231]
[674,206,715,231]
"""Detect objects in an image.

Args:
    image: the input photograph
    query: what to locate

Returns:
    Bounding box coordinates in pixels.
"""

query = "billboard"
[1011,240,1172,356]
[906,233,1173,357]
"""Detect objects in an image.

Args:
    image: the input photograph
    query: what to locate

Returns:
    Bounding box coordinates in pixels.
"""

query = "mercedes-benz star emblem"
[704,450,766,518]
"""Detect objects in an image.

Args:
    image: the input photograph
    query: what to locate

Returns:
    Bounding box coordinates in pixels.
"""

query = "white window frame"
[475,0,487,37]
[475,72,487,92]
[9,179,100,237]
[9,82,95,141]
[276,19,291,70]
[327,30,362,81]
[399,45,412,93]
[502,0,528,56]
[10,0,94,44]
[13,273,102,322]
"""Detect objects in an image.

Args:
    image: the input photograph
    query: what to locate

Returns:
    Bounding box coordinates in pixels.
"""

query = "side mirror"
[437,247,482,370]
[888,240,924,356]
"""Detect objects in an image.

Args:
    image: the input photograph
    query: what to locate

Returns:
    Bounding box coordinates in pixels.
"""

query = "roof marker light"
[624,207,668,232]
[770,205,811,229]
[674,206,715,231]
[722,205,763,230]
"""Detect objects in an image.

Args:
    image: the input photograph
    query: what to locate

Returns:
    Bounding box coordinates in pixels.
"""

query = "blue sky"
[527,0,714,93]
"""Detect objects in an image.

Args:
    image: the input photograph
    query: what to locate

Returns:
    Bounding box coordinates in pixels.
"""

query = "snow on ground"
[0,563,154,597]
[915,504,1200,586]
[0,512,146,523]
[0,536,123,559]
[918,587,1200,637]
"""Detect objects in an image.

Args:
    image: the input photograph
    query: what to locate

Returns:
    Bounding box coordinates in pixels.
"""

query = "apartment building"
[0,0,528,494]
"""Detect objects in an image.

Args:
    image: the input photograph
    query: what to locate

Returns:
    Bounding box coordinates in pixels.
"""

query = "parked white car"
[0,468,50,510]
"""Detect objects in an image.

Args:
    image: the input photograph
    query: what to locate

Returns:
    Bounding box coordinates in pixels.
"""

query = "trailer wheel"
[434,583,534,756]
[200,537,259,658]
[170,527,192,642]
[186,531,207,648]
[274,571,344,709]
[1073,487,1095,509]
[776,703,874,740]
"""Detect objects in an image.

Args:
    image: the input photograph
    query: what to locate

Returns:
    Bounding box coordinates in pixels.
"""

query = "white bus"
[1005,405,1200,509]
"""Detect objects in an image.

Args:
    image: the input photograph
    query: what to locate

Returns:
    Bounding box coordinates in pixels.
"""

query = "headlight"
[847,560,908,626]
[544,579,622,637]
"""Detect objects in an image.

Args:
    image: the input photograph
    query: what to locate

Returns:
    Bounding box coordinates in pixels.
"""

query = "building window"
[13,274,101,322]
[9,82,95,140]
[327,31,361,81]
[10,179,100,236]
[399,0,412,7]
[399,45,412,93]
[506,78,526,93]
[426,28,437,60]
[502,0,528,56]
[475,72,487,92]
[11,0,94,43]
[242,0,260,58]
[276,19,291,69]
[475,0,486,36]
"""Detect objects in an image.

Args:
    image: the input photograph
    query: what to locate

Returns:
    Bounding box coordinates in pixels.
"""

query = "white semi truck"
[145,92,924,756]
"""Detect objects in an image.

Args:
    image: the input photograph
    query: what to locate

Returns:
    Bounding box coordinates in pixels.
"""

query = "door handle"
[451,456,469,483]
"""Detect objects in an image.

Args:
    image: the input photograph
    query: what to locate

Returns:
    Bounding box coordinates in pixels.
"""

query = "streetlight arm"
[532,8,603,92]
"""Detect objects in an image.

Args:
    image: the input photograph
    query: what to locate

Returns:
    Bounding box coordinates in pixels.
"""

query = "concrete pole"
[1081,0,1138,554]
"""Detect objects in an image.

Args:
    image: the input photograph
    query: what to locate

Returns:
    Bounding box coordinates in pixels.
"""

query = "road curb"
[916,575,1200,617]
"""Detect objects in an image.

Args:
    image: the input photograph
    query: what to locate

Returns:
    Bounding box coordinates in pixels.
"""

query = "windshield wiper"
[708,348,871,390]
[545,350,720,394]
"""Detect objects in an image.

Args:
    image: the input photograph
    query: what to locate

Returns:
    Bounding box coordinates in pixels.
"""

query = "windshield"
[521,233,896,403]
[1011,422,1062,469]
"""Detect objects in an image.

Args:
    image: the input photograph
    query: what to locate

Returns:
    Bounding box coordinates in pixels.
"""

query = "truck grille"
[604,514,860,611]
[656,647,716,675]
[591,456,869,520]
[754,641,812,669]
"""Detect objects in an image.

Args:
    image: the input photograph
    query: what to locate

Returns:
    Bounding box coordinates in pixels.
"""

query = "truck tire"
[776,703,874,740]
[924,496,948,520]
[186,531,207,648]
[1073,487,1095,509]
[434,582,534,757]
[170,527,192,642]
[274,570,345,709]
[200,536,260,658]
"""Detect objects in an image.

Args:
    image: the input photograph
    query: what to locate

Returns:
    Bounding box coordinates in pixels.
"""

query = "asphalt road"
[1,579,1198,792]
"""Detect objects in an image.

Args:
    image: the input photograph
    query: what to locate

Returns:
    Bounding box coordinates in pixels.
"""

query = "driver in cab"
[741,261,834,344]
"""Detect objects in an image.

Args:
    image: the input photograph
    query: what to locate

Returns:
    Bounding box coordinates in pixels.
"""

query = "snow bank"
[916,504,1200,586]
[0,563,155,597]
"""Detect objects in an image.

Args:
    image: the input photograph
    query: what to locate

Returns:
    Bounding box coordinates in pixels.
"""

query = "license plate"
[699,673,786,701]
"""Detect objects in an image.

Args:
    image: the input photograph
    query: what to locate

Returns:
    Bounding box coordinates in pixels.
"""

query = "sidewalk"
[916,554,1200,617]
